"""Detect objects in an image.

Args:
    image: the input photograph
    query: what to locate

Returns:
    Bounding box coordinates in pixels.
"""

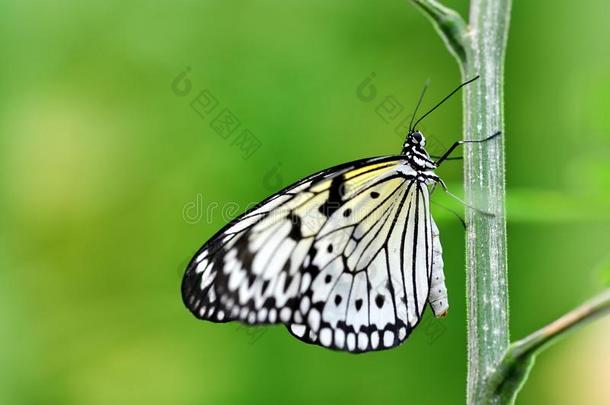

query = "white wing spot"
[300,296,310,314]
[195,252,207,264]
[300,273,311,293]
[280,307,292,322]
[371,331,380,349]
[347,333,356,351]
[291,324,306,337]
[195,258,208,273]
[308,309,321,331]
[320,328,332,347]
[334,329,345,349]
[383,330,394,347]
[357,332,368,351]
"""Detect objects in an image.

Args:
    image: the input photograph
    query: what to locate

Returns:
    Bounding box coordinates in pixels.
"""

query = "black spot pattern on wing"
[181,155,444,353]
[287,212,302,240]
[375,294,385,308]
[182,156,402,325]
[318,175,345,217]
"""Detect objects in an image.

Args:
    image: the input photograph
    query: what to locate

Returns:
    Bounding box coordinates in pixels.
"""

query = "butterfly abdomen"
[427,219,448,317]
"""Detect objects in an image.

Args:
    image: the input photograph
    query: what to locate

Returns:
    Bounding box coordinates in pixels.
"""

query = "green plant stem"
[488,289,610,402]
[411,2,610,404]
[462,2,512,404]
[411,0,511,404]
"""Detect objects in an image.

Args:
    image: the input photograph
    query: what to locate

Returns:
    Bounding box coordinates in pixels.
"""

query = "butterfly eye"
[411,131,423,143]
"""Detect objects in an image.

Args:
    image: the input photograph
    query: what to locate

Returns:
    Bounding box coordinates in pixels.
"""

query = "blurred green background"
[1,1,609,404]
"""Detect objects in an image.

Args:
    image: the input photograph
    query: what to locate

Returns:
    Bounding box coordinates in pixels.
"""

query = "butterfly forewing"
[181,156,446,352]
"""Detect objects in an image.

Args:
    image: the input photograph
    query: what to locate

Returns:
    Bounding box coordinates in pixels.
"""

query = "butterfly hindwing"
[288,180,435,352]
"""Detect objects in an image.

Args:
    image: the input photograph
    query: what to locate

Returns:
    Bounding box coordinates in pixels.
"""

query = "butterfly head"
[408,130,426,147]
[401,129,427,154]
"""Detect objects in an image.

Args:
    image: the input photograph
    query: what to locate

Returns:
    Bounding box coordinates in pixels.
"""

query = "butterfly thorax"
[400,130,437,181]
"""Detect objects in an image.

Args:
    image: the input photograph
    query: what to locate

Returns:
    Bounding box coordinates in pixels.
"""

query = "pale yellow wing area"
[182,155,435,353]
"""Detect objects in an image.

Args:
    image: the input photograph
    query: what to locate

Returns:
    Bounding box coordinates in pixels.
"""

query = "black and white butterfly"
[181,77,500,353]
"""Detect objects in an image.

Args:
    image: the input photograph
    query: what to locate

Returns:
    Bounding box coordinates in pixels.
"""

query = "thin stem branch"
[487,289,610,403]
[512,289,610,356]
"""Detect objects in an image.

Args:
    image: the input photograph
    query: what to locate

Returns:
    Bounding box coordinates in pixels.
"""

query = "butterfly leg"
[429,155,463,161]
[434,179,495,217]
[434,131,502,167]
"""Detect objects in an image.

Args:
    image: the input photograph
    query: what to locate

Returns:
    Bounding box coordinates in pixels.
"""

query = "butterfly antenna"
[409,79,430,132]
[411,75,479,130]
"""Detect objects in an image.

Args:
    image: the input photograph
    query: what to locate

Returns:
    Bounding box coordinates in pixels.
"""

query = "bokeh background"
[1,1,609,404]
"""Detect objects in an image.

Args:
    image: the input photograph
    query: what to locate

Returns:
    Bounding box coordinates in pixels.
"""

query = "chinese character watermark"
[172,67,262,160]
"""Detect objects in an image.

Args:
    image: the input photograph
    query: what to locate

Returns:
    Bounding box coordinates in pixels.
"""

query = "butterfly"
[181,77,499,353]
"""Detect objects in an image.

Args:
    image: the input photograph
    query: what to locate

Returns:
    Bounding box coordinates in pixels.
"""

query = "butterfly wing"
[287,179,435,352]
[181,156,440,352]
